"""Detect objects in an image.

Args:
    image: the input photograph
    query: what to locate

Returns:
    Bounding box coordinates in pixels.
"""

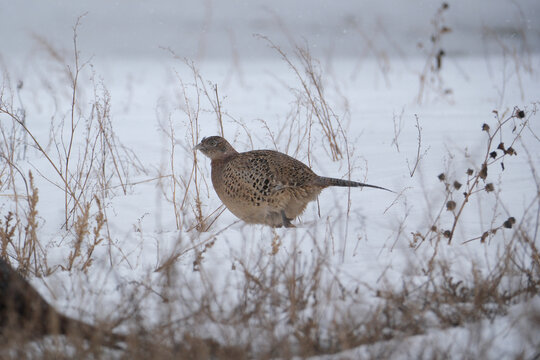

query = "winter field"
[1,2,540,359]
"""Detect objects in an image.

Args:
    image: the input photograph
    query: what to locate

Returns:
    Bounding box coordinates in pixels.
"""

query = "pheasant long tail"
[315,176,394,192]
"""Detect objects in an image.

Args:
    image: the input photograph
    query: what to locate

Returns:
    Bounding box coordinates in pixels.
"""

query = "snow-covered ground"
[1,1,540,358]
[1,49,538,357]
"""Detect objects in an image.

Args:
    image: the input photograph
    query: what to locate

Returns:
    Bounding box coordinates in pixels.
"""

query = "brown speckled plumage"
[195,136,391,227]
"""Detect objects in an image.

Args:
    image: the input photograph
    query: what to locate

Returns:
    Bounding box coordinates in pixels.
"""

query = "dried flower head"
[479,163,488,180]
[481,231,489,243]
[503,217,516,229]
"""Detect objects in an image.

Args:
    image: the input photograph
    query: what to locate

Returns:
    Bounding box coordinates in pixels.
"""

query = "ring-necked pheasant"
[194,136,392,228]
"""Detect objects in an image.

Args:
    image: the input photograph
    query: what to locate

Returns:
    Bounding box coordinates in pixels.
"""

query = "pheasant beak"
[194,137,208,151]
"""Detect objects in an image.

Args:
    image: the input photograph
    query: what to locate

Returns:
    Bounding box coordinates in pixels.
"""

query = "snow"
[314,298,540,359]
[1,1,540,358]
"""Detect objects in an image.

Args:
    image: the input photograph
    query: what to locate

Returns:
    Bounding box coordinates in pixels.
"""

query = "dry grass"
[256,34,346,163]
[0,19,140,274]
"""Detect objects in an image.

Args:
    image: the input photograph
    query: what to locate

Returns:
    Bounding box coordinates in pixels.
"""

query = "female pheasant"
[194,136,392,228]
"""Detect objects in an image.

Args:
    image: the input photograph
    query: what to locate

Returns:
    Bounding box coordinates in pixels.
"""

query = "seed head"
[481,231,489,243]
[479,163,488,180]
[503,217,516,229]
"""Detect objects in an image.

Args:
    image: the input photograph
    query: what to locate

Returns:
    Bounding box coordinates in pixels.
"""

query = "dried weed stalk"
[257,34,344,162]
[406,114,430,177]
[416,2,452,104]
[0,17,137,232]
[0,17,139,273]
[411,104,537,256]
[160,53,231,231]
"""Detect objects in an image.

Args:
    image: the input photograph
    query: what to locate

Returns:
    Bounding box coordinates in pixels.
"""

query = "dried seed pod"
[516,109,525,118]
[438,173,446,181]
[485,183,494,192]
[479,163,488,180]
[506,147,516,156]
[482,123,490,132]
[481,231,489,243]
[466,168,474,176]
[446,200,456,211]
[431,225,438,232]
[443,230,452,238]
[453,181,462,190]
[436,50,445,70]
[489,151,497,159]
[503,217,516,229]
[497,142,505,151]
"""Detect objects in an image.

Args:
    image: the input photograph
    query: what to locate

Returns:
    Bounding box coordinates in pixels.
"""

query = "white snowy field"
[1,27,540,359]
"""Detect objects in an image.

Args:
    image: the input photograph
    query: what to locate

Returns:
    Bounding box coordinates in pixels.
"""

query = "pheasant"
[194,136,392,228]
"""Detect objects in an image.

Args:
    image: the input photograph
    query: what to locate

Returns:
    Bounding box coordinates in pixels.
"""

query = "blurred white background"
[2,0,539,61]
